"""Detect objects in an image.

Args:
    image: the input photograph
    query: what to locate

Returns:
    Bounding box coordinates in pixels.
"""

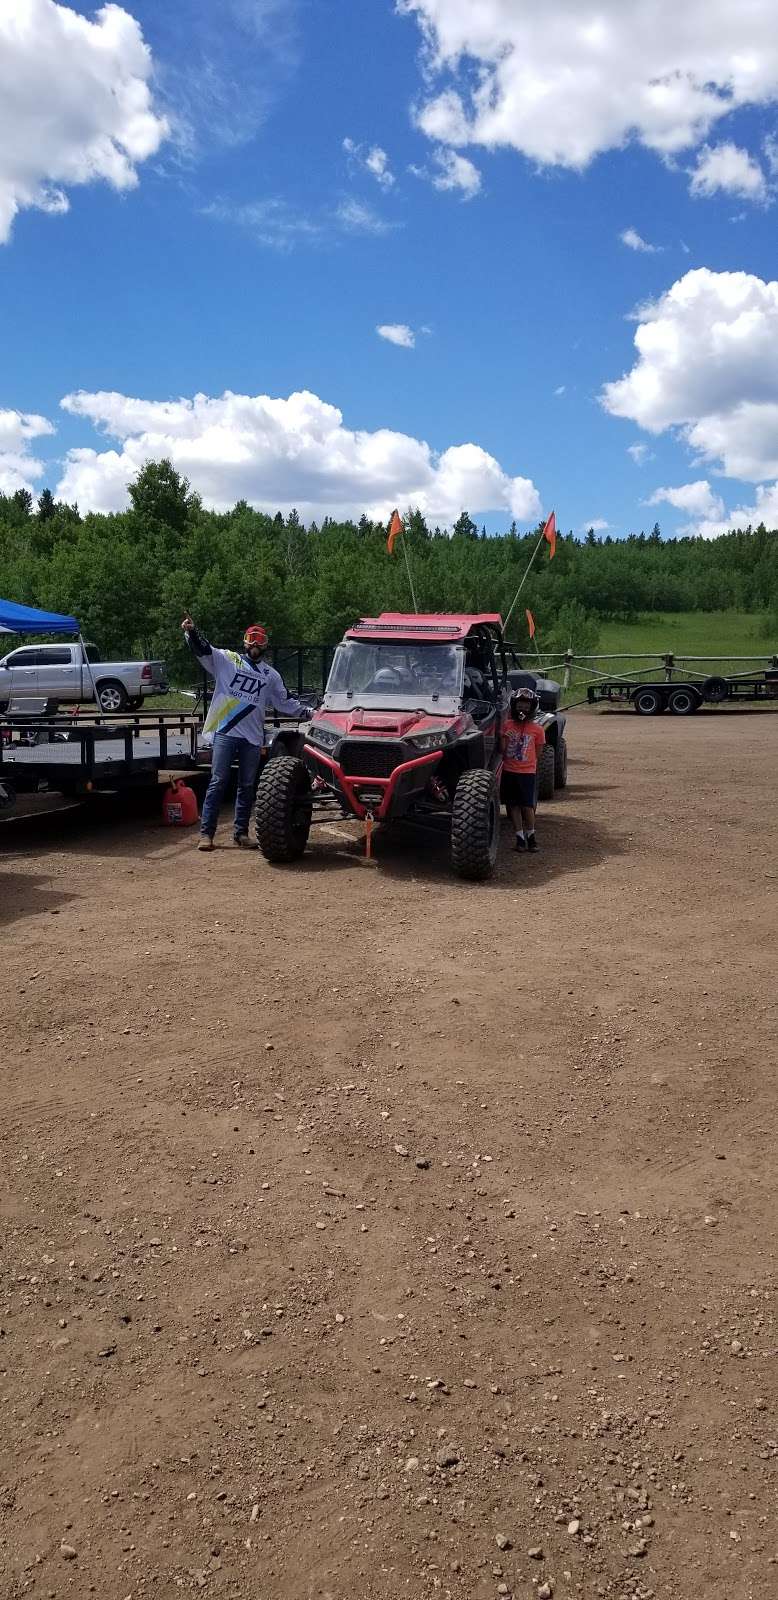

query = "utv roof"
[346,612,503,642]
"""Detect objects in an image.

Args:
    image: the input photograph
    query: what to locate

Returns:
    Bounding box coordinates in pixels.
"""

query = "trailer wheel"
[96,679,128,714]
[553,735,568,789]
[701,674,728,704]
[254,754,311,862]
[633,686,664,716]
[536,743,556,801]
[450,769,499,881]
[668,686,700,715]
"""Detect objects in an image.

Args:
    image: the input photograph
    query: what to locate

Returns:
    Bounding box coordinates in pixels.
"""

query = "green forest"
[1,462,777,681]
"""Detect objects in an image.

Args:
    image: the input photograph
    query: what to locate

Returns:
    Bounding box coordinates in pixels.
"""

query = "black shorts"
[501,770,537,809]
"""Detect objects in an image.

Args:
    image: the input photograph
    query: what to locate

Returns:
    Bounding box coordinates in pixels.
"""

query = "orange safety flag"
[525,608,536,639]
[543,510,557,559]
[387,508,403,555]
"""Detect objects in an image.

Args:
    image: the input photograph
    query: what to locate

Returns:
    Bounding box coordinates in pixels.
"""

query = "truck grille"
[339,740,404,778]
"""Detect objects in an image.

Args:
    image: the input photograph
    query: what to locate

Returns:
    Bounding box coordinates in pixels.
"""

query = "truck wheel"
[553,735,568,789]
[536,743,556,802]
[254,755,311,862]
[450,769,499,881]
[97,680,128,714]
[633,686,664,716]
[668,686,700,715]
[701,674,728,704]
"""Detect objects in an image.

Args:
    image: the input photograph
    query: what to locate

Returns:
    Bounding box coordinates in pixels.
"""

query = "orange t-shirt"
[501,716,545,773]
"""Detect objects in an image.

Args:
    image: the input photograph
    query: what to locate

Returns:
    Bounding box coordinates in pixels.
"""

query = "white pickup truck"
[0,641,168,714]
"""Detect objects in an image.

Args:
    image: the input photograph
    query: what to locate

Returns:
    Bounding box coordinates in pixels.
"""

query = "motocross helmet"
[509,686,539,720]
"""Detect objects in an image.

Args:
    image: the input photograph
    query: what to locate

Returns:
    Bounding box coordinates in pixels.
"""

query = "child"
[500,687,545,852]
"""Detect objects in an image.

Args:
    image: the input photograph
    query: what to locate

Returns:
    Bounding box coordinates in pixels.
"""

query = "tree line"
[1,462,777,680]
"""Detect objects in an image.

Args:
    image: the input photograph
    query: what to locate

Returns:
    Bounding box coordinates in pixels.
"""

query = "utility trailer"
[0,709,201,817]
[587,666,778,716]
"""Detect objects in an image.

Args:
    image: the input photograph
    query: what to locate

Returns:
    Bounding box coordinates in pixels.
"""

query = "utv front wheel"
[254,755,311,862]
[450,769,499,881]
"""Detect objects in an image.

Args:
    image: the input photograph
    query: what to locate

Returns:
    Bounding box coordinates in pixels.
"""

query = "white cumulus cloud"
[377,324,416,348]
[648,479,725,520]
[430,147,481,197]
[401,1,778,173]
[0,409,54,494]
[620,228,660,253]
[579,518,609,532]
[689,142,768,202]
[602,268,778,481]
[651,478,778,538]
[55,387,542,526]
[343,138,395,190]
[0,0,168,244]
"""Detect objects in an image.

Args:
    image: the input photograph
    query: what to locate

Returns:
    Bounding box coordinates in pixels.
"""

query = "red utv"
[254,613,565,880]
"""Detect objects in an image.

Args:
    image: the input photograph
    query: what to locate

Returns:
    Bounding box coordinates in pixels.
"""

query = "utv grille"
[339,740,404,778]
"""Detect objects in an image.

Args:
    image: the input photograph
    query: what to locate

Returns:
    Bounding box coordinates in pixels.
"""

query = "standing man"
[182,615,310,850]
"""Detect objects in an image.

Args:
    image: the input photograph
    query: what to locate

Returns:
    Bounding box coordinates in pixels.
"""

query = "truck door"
[36,646,79,702]
[36,646,78,704]
[3,646,41,701]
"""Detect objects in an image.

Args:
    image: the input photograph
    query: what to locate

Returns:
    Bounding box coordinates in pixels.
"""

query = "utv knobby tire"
[536,743,556,802]
[254,754,311,863]
[553,735,568,789]
[450,769,499,882]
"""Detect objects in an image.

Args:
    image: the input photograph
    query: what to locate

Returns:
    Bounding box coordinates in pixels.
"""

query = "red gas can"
[162,779,199,826]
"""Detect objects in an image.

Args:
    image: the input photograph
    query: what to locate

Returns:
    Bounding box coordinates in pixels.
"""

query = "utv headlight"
[309,722,340,750]
[407,729,449,753]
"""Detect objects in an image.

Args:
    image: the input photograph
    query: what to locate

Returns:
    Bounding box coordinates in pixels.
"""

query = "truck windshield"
[324,640,464,711]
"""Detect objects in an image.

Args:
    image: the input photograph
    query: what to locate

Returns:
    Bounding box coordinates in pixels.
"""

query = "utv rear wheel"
[450,769,499,881]
[254,755,311,862]
[536,744,556,802]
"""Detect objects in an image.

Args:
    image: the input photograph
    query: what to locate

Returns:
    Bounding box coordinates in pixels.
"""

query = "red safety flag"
[543,510,557,559]
[526,608,536,639]
[387,508,403,555]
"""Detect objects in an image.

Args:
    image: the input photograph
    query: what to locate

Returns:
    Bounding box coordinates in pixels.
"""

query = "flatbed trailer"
[588,666,778,716]
[0,710,201,811]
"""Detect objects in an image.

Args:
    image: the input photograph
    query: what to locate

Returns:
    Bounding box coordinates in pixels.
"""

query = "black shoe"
[526,834,539,852]
[514,835,527,852]
[233,832,252,848]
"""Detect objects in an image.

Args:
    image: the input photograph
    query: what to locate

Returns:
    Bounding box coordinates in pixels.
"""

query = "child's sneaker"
[526,834,539,852]
[514,835,527,852]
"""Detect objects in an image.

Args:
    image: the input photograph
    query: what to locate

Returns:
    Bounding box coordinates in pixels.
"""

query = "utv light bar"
[349,622,458,634]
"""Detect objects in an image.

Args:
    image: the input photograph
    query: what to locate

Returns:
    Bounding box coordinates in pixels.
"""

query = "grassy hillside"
[597,610,773,659]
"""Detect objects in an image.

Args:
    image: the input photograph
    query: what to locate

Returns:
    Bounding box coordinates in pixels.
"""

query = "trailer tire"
[96,679,128,714]
[633,686,664,716]
[668,686,700,715]
[450,769,499,881]
[254,754,311,862]
[701,674,728,704]
[536,743,556,801]
[553,735,568,789]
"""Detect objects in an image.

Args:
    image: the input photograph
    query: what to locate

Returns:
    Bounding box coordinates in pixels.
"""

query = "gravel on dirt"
[1,708,776,1599]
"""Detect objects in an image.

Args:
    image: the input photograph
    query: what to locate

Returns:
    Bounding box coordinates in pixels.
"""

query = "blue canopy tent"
[0,598,80,635]
[0,598,102,709]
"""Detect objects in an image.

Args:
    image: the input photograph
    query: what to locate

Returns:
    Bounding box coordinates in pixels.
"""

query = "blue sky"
[2,0,778,536]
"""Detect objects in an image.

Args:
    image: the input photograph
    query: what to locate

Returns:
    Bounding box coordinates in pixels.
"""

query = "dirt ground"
[1,708,776,1600]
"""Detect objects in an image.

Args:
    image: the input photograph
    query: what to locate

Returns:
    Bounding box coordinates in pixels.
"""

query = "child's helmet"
[510,686,539,718]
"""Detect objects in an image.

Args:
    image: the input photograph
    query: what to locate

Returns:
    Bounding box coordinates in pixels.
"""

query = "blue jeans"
[201,734,262,838]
